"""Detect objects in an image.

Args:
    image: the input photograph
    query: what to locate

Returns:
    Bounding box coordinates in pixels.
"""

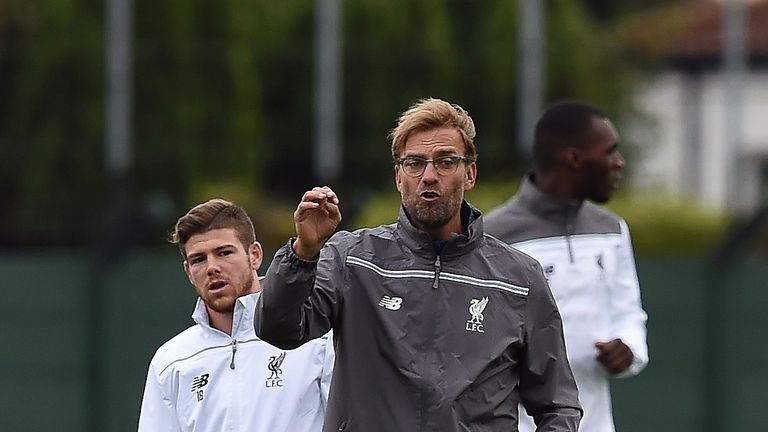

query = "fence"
[1,252,765,431]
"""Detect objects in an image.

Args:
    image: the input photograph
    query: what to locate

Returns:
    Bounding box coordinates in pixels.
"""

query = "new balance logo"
[379,295,403,310]
[191,373,210,402]
[266,352,286,388]
[191,373,209,391]
[465,297,489,333]
[544,264,555,278]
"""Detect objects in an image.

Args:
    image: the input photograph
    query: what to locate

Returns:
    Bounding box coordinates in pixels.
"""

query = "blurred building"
[625,0,768,213]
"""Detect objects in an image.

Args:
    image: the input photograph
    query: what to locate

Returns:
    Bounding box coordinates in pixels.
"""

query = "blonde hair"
[389,98,477,161]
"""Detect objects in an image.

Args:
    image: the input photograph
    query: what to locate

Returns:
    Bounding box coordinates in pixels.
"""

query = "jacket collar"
[517,173,583,223]
[395,200,484,260]
[192,292,260,338]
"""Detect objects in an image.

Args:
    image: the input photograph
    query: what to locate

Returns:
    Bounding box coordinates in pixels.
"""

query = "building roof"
[620,0,768,67]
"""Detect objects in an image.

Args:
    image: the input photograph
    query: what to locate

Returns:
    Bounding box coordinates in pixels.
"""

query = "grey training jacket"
[256,201,582,432]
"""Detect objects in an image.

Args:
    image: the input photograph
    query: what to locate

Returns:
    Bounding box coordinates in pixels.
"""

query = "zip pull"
[432,256,441,289]
[229,339,238,370]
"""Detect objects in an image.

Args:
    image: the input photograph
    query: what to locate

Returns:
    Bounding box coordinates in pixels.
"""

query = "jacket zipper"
[423,254,442,429]
[432,255,441,289]
[565,221,574,263]
[565,206,575,263]
[229,339,238,370]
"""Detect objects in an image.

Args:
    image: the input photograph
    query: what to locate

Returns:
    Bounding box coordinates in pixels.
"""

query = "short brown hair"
[170,198,257,258]
[389,98,477,161]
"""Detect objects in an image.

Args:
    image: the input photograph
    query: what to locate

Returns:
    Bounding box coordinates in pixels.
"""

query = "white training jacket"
[485,176,649,432]
[138,292,334,432]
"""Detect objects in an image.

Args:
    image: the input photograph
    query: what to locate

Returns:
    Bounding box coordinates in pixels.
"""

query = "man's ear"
[563,148,582,169]
[394,165,403,193]
[183,260,194,285]
[464,161,477,191]
[249,241,264,270]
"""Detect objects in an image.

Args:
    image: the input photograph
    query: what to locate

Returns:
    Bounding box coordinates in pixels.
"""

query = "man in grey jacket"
[485,101,649,432]
[256,98,582,432]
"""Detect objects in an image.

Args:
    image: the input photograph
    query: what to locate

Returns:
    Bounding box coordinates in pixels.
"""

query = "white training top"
[138,292,334,432]
[515,221,648,432]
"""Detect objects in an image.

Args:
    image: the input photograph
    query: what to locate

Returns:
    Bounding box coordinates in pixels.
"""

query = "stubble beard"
[205,269,255,314]
[403,187,464,230]
[585,170,617,204]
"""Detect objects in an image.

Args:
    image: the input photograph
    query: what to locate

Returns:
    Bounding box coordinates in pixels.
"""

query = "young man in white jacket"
[138,199,334,432]
[485,101,648,432]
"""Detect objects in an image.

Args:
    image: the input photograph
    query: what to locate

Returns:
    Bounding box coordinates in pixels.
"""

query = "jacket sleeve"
[610,220,649,377]
[256,235,347,350]
[138,361,182,432]
[519,261,582,432]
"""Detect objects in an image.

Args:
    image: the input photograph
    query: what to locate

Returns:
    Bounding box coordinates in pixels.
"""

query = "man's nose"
[614,151,626,168]
[421,161,440,181]
[206,257,222,275]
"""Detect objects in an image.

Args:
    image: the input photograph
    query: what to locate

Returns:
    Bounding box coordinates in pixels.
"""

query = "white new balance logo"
[378,295,403,310]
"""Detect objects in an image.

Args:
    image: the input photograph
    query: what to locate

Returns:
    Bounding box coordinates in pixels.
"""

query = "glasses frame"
[394,155,471,177]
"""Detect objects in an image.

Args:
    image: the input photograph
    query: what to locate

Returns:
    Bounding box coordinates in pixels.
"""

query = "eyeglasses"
[395,155,470,177]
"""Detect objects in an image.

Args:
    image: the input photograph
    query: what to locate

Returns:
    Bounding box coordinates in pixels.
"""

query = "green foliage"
[604,193,729,255]
[2,1,312,246]
[350,188,400,229]
[134,0,278,198]
[0,0,104,245]
[340,0,633,188]
[189,180,296,255]
[1,1,648,247]
[352,181,729,255]
[547,0,630,116]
